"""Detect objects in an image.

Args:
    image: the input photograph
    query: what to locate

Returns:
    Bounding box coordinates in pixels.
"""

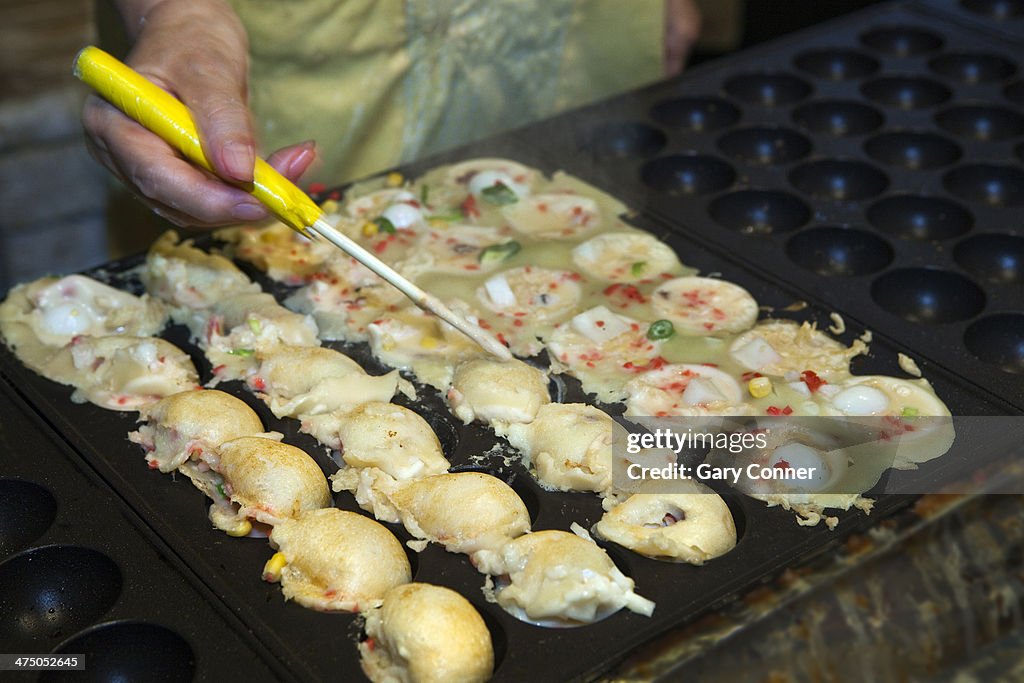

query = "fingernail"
[231,202,266,221]
[223,141,254,182]
[287,147,316,177]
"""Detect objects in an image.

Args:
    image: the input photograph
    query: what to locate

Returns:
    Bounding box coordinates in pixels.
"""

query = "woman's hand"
[83,0,316,228]
[664,0,702,76]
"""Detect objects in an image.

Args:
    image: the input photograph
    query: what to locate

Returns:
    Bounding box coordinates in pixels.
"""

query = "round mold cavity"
[786,227,894,276]
[965,314,1024,374]
[794,48,881,81]
[43,621,194,683]
[708,190,811,234]
[716,126,812,165]
[866,195,973,240]
[935,105,1024,141]
[0,545,122,651]
[954,234,1024,284]
[1006,80,1024,105]
[790,100,888,139]
[722,72,813,106]
[649,97,740,132]
[581,121,667,160]
[789,159,889,201]
[929,52,1017,84]
[860,26,944,56]
[863,132,962,169]
[861,76,952,110]
[871,268,985,323]
[943,164,1024,206]
[961,0,1024,19]
[0,479,56,557]
[640,154,736,196]
[791,100,884,136]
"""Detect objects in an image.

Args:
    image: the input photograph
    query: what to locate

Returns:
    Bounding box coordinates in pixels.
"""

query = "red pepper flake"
[765,405,793,416]
[496,333,508,346]
[308,182,326,194]
[595,320,605,328]
[327,190,341,200]
[800,370,826,393]
[461,194,480,218]
[703,322,715,330]
[741,371,762,382]
[513,319,523,327]
[252,376,266,391]
[147,459,160,470]
[365,638,376,652]
[774,459,791,470]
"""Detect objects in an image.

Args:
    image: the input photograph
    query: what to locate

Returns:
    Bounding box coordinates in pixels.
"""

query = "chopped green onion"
[377,216,397,234]
[479,240,521,265]
[420,184,429,204]
[227,348,255,357]
[901,406,919,417]
[247,318,261,334]
[480,182,518,206]
[631,261,647,277]
[215,483,227,498]
[646,319,675,341]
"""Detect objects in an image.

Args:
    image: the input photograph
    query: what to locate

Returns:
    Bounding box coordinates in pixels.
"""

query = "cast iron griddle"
[1,2,1022,681]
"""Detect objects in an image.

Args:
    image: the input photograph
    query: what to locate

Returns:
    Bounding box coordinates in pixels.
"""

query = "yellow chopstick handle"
[73,46,322,232]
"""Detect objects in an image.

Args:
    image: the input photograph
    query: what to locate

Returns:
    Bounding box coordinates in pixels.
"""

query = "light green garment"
[233,0,664,183]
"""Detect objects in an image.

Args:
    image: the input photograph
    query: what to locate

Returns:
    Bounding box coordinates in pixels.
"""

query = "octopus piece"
[359,583,494,683]
[447,358,549,426]
[499,403,614,494]
[44,336,198,411]
[262,508,411,612]
[487,528,655,625]
[594,480,737,564]
[129,389,268,473]
[0,274,166,371]
[144,229,259,308]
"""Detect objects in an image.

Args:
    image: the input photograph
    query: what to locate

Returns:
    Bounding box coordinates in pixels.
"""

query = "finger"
[91,101,268,227]
[664,0,701,76]
[266,140,318,182]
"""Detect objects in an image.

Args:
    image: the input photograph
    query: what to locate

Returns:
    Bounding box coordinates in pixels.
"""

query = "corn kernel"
[320,199,340,214]
[362,222,379,237]
[262,551,287,581]
[227,519,253,538]
[748,376,772,399]
[429,219,448,230]
[385,172,404,187]
[419,336,440,349]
